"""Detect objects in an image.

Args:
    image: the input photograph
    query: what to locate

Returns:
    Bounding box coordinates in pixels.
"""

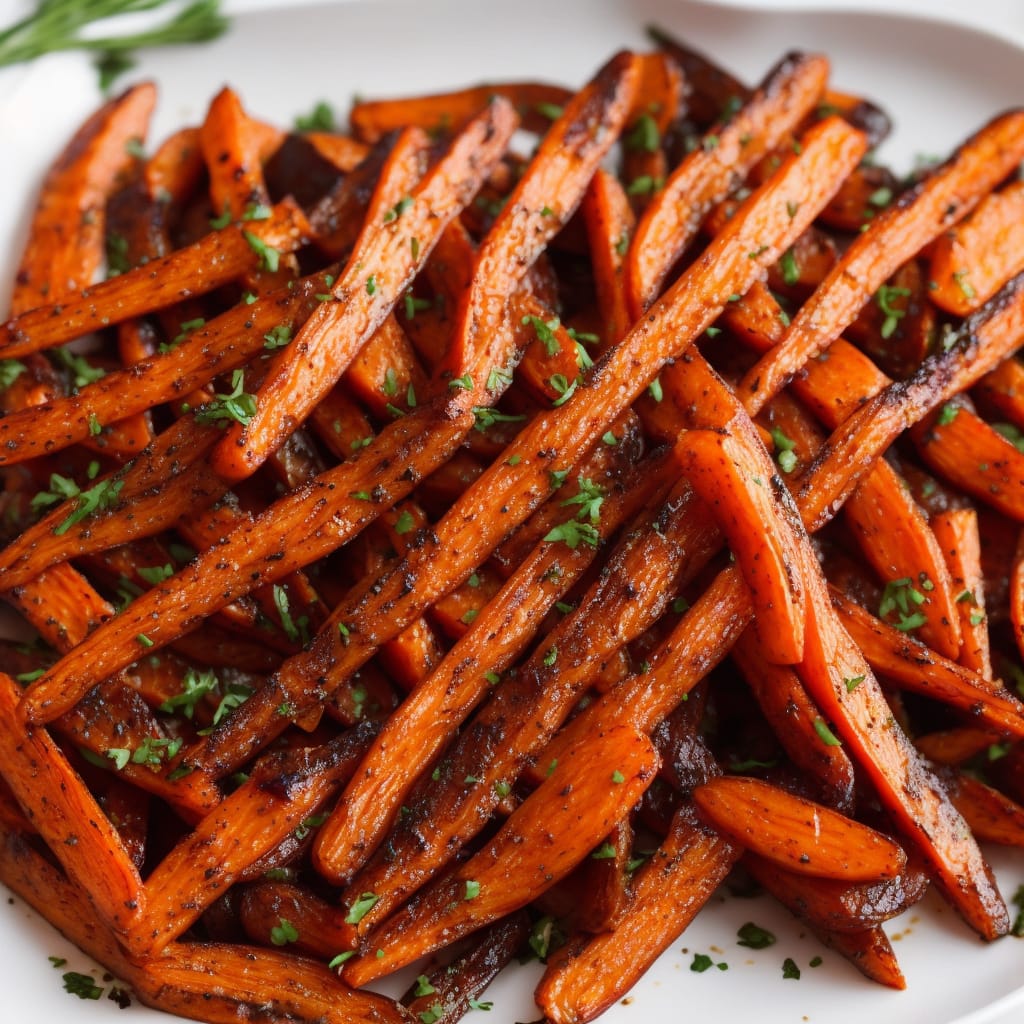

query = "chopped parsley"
[62,971,103,1000]
[195,369,257,427]
[270,918,299,946]
[243,230,281,273]
[345,891,379,925]
[294,100,336,132]
[736,921,776,949]
[876,283,911,339]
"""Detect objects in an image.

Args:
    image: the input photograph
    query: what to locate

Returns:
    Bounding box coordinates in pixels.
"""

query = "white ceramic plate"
[2,1,1024,1021]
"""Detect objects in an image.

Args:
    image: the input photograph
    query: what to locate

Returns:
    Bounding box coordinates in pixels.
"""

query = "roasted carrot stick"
[930,179,1024,316]
[239,880,357,958]
[350,81,573,142]
[128,726,374,955]
[535,803,740,1024]
[0,671,144,937]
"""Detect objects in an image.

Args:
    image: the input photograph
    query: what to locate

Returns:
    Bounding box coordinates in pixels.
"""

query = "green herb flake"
[876,283,911,339]
[413,975,436,997]
[544,520,600,550]
[813,718,842,747]
[270,918,299,946]
[736,921,776,949]
[242,230,281,273]
[591,842,617,860]
[345,891,379,925]
[468,997,493,1011]
[690,953,714,973]
[295,100,336,132]
[626,112,660,153]
[610,770,625,784]
[263,324,292,350]
[782,957,801,980]
[844,674,865,692]
[937,402,959,426]
[464,879,481,900]
[62,971,103,1000]
[195,369,257,427]
[328,950,356,969]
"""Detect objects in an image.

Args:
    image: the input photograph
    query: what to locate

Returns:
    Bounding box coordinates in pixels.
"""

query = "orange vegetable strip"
[11,82,156,310]
[913,402,1024,522]
[342,724,659,985]
[532,564,752,783]
[0,672,144,936]
[914,727,999,765]
[679,426,806,664]
[931,508,992,678]
[200,87,273,218]
[0,200,311,358]
[842,460,963,660]
[930,179,1024,316]
[350,80,573,142]
[312,449,670,884]
[731,630,856,810]
[211,103,516,481]
[973,356,1024,428]
[581,168,635,349]
[738,110,1024,414]
[798,547,1008,939]
[692,776,907,881]
[129,727,374,955]
[535,804,740,1024]
[305,131,371,172]
[625,52,829,315]
[142,126,204,205]
[129,942,409,1024]
[0,797,131,974]
[798,272,1024,531]
[944,771,1024,847]
[238,881,357,959]
[745,853,929,933]
[814,926,906,990]
[831,589,1024,737]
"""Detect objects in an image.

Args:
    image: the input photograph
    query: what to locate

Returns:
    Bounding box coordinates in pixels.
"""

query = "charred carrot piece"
[128,726,374,955]
[621,52,684,200]
[914,403,1024,523]
[581,168,635,349]
[239,881,357,958]
[305,131,370,172]
[931,508,992,678]
[738,110,1024,414]
[944,770,1024,847]
[625,52,831,315]
[342,724,659,985]
[0,795,131,973]
[744,853,928,933]
[0,671,144,936]
[531,564,752,787]
[211,102,518,481]
[731,630,856,810]
[11,83,156,311]
[814,926,907,989]
[842,459,963,660]
[973,355,1024,428]
[401,913,530,1024]
[914,727,1000,765]
[930,180,1024,316]
[1012,528,1024,663]
[693,776,907,881]
[679,426,806,664]
[129,942,409,1024]
[350,81,573,142]
[535,803,740,1024]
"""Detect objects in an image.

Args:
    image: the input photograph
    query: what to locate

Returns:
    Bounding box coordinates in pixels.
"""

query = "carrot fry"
[930,180,1024,316]
[944,770,1024,847]
[692,776,907,881]
[342,724,659,985]
[128,726,374,955]
[625,52,831,315]
[350,81,572,142]
[536,803,740,1024]
[931,508,993,677]
[745,853,929,933]
[239,881,357,958]
[679,427,806,664]
[810,925,906,990]
[0,672,144,936]
[129,942,410,1024]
